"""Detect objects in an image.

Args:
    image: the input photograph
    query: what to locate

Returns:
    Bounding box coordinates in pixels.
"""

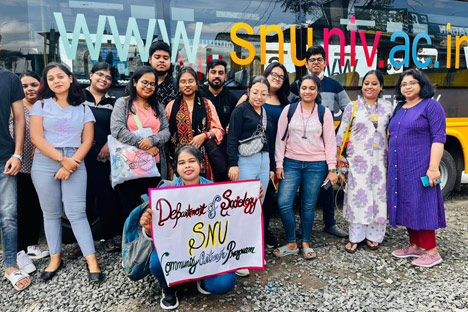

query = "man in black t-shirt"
[0,33,29,290]
[200,59,238,130]
[148,41,176,107]
[200,59,238,182]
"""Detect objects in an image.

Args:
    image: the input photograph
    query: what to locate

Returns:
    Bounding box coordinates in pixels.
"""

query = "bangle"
[204,132,209,140]
[12,154,22,162]
[428,168,439,172]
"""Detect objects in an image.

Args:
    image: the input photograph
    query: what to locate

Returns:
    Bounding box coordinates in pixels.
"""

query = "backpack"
[121,179,175,281]
[281,102,326,141]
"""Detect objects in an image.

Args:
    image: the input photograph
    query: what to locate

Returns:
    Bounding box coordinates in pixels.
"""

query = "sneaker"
[411,252,443,268]
[392,245,424,258]
[27,245,50,259]
[235,269,250,277]
[17,251,36,274]
[196,280,211,295]
[265,232,279,249]
[160,287,179,310]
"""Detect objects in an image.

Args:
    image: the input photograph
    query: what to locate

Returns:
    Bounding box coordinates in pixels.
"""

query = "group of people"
[0,34,446,310]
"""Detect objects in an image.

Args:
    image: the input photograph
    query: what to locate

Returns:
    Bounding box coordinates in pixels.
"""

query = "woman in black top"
[227,77,275,276]
[76,62,119,255]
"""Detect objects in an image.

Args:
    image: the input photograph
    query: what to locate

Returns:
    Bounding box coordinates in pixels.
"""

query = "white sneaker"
[17,251,36,274]
[27,245,49,259]
[235,269,250,277]
[196,280,211,295]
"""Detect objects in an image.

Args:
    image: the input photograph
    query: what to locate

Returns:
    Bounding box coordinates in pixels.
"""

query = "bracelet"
[12,154,22,162]
[428,168,439,172]
[203,132,209,140]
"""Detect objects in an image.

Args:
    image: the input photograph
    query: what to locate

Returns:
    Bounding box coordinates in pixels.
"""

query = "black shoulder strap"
[392,102,404,117]
[281,102,298,141]
[317,104,325,125]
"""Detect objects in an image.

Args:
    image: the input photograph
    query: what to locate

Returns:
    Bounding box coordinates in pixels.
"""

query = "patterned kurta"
[336,97,393,225]
[387,99,446,230]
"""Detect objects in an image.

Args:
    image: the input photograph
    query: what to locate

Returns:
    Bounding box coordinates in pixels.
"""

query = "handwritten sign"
[149,180,264,286]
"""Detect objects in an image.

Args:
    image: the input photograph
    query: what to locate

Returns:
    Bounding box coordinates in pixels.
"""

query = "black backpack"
[281,102,326,141]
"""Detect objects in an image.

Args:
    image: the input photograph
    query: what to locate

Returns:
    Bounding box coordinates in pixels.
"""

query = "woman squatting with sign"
[140,145,239,310]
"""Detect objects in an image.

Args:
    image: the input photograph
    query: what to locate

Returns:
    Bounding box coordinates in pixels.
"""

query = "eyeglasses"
[400,80,419,88]
[94,71,113,81]
[308,57,325,64]
[270,72,285,81]
[139,80,156,88]
[179,79,196,86]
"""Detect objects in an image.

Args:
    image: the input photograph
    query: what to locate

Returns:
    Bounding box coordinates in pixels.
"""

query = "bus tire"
[440,150,457,199]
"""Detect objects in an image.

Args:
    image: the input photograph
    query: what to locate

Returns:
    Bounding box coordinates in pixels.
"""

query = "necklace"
[300,103,315,139]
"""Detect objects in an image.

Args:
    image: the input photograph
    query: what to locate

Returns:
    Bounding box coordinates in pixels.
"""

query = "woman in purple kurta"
[388,69,446,268]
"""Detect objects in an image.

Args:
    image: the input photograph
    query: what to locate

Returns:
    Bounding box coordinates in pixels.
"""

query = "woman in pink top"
[110,66,170,218]
[273,75,338,260]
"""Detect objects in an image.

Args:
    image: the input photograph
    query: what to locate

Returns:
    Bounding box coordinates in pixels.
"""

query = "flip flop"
[66,245,82,259]
[345,242,359,253]
[302,247,317,260]
[365,239,379,250]
[273,245,299,257]
[4,269,30,291]
[103,240,121,253]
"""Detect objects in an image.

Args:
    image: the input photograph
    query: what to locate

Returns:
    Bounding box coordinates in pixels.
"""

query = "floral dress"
[336,97,393,226]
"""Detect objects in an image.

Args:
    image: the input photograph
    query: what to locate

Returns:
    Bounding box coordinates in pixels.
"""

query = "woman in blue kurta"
[388,69,446,268]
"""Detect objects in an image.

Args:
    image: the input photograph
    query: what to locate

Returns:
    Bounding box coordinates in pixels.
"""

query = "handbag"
[238,107,267,157]
[204,138,227,174]
[337,101,357,187]
[108,111,160,188]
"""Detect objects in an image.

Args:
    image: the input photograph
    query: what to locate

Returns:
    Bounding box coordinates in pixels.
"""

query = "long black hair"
[263,62,290,106]
[395,69,434,102]
[20,71,41,82]
[125,65,161,117]
[37,62,85,106]
[298,74,322,105]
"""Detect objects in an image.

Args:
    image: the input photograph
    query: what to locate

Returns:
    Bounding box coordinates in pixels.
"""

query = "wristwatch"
[57,154,64,162]
[12,154,22,162]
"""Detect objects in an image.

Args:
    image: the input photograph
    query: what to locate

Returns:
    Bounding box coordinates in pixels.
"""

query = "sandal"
[273,245,299,258]
[4,269,31,291]
[103,240,121,253]
[365,239,379,250]
[302,247,317,260]
[66,244,82,259]
[345,242,359,253]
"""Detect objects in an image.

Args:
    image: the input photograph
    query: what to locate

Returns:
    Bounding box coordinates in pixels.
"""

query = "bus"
[1,0,467,198]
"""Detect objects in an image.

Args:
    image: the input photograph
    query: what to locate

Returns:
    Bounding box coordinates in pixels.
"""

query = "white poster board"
[149,180,264,286]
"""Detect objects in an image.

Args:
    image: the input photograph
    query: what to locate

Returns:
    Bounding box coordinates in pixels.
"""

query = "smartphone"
[321,180,332,190]
[421,176,441,187]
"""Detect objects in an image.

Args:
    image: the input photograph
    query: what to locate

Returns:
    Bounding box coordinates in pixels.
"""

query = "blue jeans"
[31,148,96,257]
[238,152,270,204]
[0,163,18,268]
[149,249,236,295]
[277,158,327,244]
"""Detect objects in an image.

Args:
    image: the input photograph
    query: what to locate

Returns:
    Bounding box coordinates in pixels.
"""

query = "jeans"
[277,158,327,244]
[31,148,96,257]
[238,152,270,204]
[0,163,18,268]
[149,249,236,294]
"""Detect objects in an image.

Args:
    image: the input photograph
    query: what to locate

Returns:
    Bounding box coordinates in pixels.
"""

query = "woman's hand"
[276,168,284,180]
[61,157,80,172]
[189,134,206,148]
[55,167,71,180]
[97,143,110,159]
[325,170,338,186]
[426,168,441,187]
[139,208,154,236]
[228,166,239,181]
[259,184,264,199]
[269,171,275,180]
[138,138,152,150]
[147,146,160,157]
